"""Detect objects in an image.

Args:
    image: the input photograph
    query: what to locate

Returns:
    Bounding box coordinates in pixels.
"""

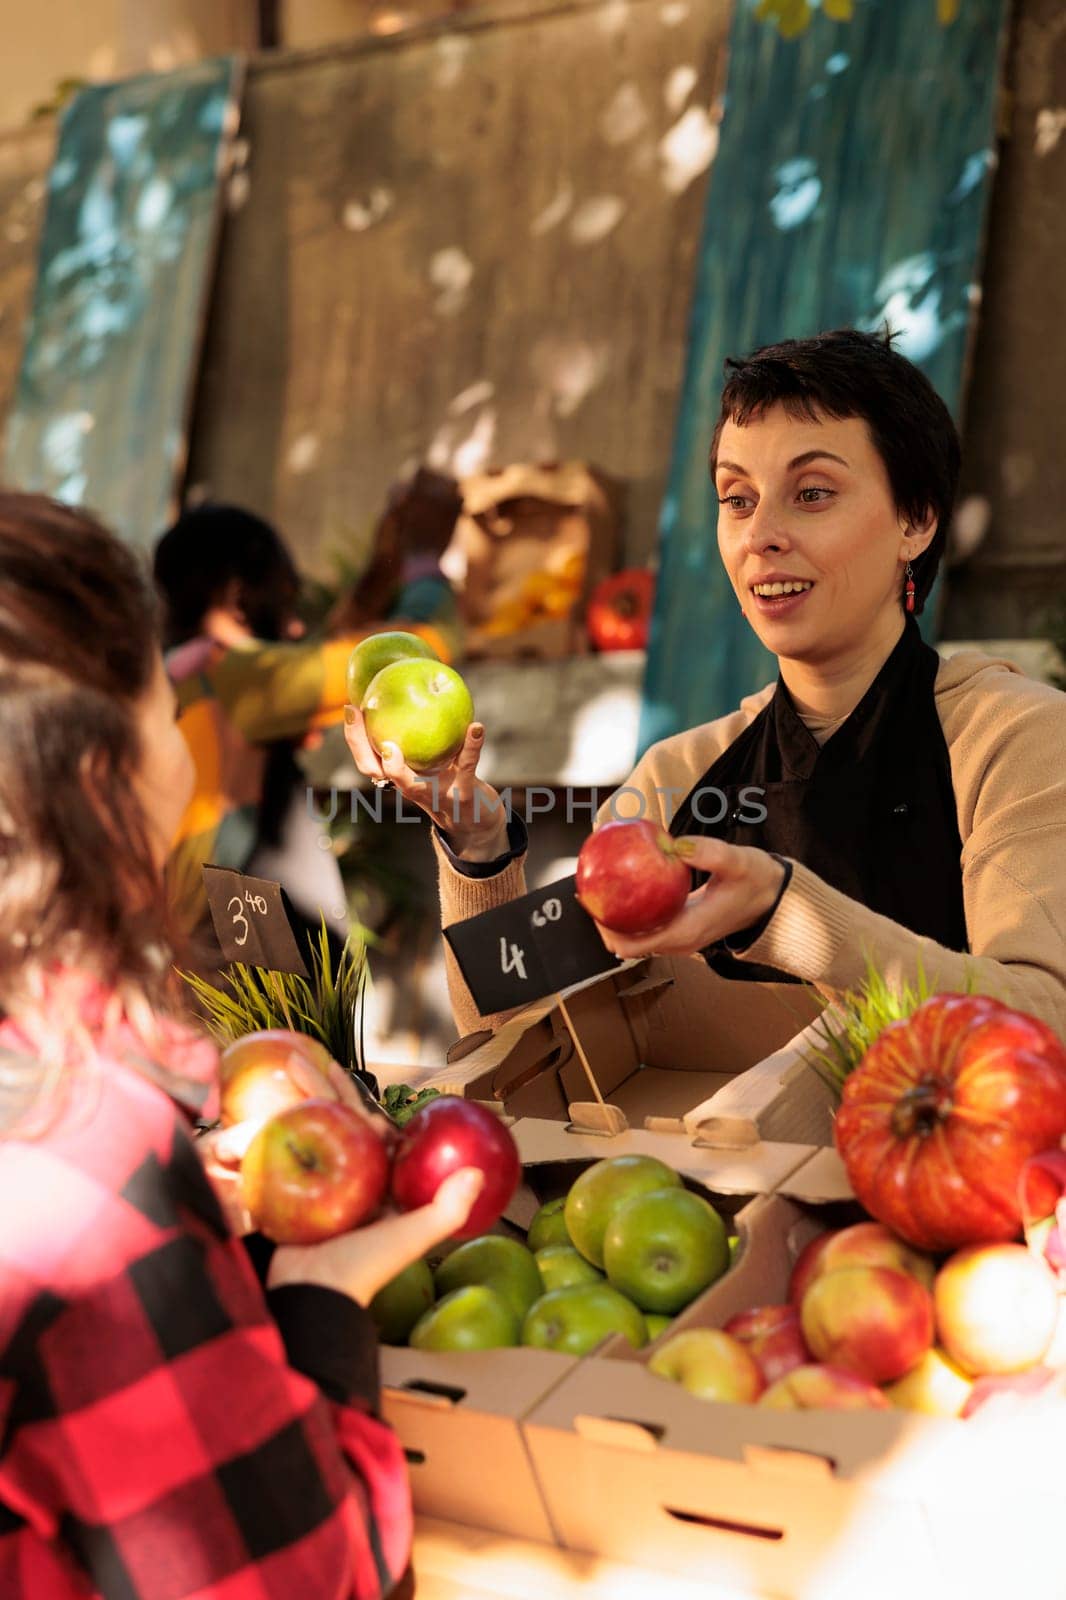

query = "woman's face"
[714,405,933,667]
[132,652,195,868]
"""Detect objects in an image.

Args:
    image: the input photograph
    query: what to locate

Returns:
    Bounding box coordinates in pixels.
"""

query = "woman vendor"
[344,329,1066,1046]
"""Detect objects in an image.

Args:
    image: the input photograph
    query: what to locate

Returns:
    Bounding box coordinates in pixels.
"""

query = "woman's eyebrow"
[714,450,850,477]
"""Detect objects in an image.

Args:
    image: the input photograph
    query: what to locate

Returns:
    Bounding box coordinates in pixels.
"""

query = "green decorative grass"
[182,918,370,1082]
[804,954,977,1100]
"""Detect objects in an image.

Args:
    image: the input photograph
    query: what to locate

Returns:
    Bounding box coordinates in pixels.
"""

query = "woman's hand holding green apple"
[343,707,510,862]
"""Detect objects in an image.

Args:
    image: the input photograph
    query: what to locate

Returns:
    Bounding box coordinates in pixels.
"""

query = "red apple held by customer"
[934,1243,1058,1376]
[390,1095,521,1241]
[575,820,691,937]
[759,1364,891,1411]
[218,1030,334,1128]
[240,1098,390,1245]
[724,1303,811,1385]
[800,1265,934,1384]
[788,1222,935,1305]
[648,1329,764,1403]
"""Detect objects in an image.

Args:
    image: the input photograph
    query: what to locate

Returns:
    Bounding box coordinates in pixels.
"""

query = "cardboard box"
[523,1167,1066,1599]
[379,1115,816,1541]
[440,956,833,1147]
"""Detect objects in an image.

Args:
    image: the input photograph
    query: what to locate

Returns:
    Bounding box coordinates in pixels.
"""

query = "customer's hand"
[266,1168,485,1307]
[344,707,510,862]
[198,1052,391,1235]
[593,836,787,960]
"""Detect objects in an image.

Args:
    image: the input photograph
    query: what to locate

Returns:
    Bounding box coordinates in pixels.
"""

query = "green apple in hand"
[527,1196,571,1253]
[346,631,439,707]
[649,1329,764,1403]
[564,1155,682,1269]
[434,1236,543,1322]
[603,1187,730,1315]
[521,1283,647,1355]
[410,1285,519,1351]
[535,1244,604,1293]
[362,658,474,773]
[369,1259,435,1344]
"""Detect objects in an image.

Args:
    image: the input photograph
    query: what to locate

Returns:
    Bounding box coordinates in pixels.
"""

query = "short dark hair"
[708,328,960,613]
[153,503,299,647]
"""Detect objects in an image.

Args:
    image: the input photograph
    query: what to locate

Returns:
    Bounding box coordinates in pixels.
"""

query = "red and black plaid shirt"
[0,1034,411,1599]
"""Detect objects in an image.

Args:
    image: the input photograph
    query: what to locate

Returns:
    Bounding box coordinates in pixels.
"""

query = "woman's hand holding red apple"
[266,1167,485,1308]
[592,835,786,959]
[343,706,510,862]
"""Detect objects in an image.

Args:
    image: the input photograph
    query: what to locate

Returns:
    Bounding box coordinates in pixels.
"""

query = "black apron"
[669,618,969,983]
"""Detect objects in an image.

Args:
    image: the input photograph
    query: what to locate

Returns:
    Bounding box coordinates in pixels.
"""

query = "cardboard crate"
[522,1156,1066,1599]
[379,1115,816,1541]
[439,956,834,1147]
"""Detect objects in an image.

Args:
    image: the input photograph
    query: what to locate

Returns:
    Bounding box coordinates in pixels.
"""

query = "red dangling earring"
[905,561,916,614]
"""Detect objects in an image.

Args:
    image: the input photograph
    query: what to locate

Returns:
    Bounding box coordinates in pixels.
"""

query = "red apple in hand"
[576,820,691,937]
[390,1096,521,1241]
[800,1265,934,1384]
[241,1099,390,1244]
[724,1303,810,1385]
[218,1030,334,1128]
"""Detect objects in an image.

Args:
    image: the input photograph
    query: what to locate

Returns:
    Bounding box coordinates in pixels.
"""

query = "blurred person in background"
[154,474,462,965]
[0,491,482,1598]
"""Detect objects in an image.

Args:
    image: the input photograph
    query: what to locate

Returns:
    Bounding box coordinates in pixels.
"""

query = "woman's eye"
[797,486,835,504]
[717,494,752,510]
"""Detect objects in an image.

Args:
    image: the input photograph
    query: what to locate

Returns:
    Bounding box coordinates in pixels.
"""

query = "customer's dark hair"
[708,328,961,613]
[154,503,299,647]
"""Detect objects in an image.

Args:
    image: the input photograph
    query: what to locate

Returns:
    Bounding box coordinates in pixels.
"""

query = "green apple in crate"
[564,1155,682,1270]
[369,1260,435,1345]
[410,1285,519,1352]
[527,1196,572,1252]
[521,1283,647,1355]
[535,1245,603,1293]
[603,1187,731,1315]
[434,1236,543,1323]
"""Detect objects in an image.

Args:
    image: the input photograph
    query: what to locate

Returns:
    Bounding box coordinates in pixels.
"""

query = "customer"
[154,487,459,955]
[0,492,480,1598]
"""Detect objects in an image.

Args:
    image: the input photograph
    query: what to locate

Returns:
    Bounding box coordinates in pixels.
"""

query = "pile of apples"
[219,1031,520,1244]
[647,1219,1066,1417]
[371,1154,739,1355]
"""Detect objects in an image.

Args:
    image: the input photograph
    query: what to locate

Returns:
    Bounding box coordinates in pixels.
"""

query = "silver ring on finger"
[372,777,391,790]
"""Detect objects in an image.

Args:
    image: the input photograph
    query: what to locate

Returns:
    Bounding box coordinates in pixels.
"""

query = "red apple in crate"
[834,994,1066,1252]
[218,1030,334,1128]
[934,1243,1058,1376]
[800,1264,934,1384]
[883,1347,973,1417]
[648,1329,764,1403]
[759,1364,891,1411]
[724,1303,810,1385]
[390,1095,520,1241]
[788,1222,935,1305]
[240,1099,390,1245]
[576,819,691,937]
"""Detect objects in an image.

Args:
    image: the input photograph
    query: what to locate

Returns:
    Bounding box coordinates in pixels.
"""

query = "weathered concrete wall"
[942,0,1066,637]
[186,0,730,572]
[1,0,1064,630]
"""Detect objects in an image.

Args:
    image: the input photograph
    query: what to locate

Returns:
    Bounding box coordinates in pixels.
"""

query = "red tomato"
[586,569,655,652]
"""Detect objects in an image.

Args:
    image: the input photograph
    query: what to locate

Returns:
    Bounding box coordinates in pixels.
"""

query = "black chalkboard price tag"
[444,875,621,1013]
[203,866,310,978]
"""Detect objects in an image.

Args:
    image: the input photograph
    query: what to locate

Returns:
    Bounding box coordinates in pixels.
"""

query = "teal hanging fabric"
[4,58,242,550]
[639,0,1009,755]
